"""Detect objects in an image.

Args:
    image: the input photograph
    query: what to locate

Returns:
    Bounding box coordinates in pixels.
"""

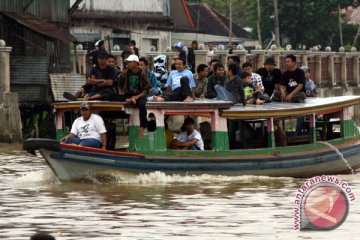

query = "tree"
[186,0,359,50]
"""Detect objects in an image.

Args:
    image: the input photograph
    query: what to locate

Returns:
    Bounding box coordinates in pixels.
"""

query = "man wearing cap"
[61,102,107,149]
[116,54,151,138]
[256,58,282,98]
[83,50,117,101]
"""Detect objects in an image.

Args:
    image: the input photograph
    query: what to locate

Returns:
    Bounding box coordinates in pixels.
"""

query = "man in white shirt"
[61,102,107,149]
[206,43,214,65]
[171,117,204,150]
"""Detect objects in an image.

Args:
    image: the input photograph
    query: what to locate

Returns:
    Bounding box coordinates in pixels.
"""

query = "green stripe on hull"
[341,119,360,138]
[135,136,360,157]
[211,131,229,150]
[56,129,67,141]
[128,126,167,151]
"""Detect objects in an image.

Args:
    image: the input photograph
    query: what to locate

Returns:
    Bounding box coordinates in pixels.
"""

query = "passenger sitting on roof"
[113,54,151,138]
[205,63,226,99]
[300,66,317,97]
[61,102,107,149]
[242,62,268,102]
[242,71,265,105]
[152,58,195,102]
[194,64,209,99]
[271,54,306,103]
[63,51,116,101]
[214,64,246,105]
[171,117,204,150]
[139,57,158,96]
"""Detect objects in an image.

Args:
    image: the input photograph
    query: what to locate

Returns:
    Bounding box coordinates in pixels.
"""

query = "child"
[300,66,317,97]
[241,72,265,105]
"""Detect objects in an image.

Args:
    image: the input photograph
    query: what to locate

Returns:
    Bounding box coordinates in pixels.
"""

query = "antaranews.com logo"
[293,175,356,230]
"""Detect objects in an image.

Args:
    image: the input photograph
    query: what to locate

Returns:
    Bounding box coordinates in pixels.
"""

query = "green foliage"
[186,0,360,49]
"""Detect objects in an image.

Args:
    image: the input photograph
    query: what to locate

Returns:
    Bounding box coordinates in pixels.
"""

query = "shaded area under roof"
[187,3,250,39]
[1,12,76,43]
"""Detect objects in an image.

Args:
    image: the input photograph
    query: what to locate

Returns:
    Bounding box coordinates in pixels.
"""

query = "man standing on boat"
[61,102,107,149]
[271,54,306,103]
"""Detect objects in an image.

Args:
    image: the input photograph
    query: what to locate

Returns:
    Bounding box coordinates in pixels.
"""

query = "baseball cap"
[125,54,139,63]
[80,102,90,110]
[300,66,310,72]
[97,50,108,58]
[264,58,276,65]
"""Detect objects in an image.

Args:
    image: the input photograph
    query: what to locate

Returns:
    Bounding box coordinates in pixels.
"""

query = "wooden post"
[309,113,316,143]
[0,41,11,92]
[0,40,21,143]
[267,117,275,149]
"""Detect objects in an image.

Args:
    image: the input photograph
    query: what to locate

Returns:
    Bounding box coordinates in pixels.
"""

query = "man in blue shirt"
[153,58,195,102]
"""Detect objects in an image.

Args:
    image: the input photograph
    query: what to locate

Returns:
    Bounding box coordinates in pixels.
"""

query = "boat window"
[276,112,341,146]
[166,115,212,150]
[62,110,80,135]
[98,111,129,151]
[315,112,341,141]
[228,119,268,149]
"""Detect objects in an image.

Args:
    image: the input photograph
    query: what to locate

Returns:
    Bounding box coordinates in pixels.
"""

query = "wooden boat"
[23,96,360,181]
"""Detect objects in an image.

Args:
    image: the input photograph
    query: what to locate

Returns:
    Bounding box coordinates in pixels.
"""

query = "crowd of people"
[62,40,318,150]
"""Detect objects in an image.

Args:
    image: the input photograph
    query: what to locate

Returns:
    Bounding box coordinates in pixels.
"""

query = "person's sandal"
[63,92,78,101]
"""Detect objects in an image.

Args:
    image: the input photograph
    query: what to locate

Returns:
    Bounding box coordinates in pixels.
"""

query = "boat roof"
[222,96,360,118]
[51,101,129,111]
[51,96,360,118]
[146,99,234,109]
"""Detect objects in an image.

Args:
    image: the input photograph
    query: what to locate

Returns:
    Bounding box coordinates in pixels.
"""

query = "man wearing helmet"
[92,40,106,67]
[173,42,187,62]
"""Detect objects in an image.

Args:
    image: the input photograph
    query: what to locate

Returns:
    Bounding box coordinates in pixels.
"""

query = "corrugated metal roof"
[50,74,86,101]
[10,57,49,103]
[10,57,49,85]
[1,12,76,43]
[0,0,70,23]
[11,85,48,103]
[72,0,165,14]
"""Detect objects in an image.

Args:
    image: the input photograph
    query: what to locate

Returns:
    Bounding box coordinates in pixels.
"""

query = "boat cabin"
[52,96,360,155]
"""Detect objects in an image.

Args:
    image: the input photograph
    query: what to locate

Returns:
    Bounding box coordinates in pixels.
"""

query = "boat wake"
[14,169,360,186]
[14,169,60,186]
[82,171,294,185]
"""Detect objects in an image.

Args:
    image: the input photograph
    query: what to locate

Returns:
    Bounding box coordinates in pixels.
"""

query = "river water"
[1,143,360,240]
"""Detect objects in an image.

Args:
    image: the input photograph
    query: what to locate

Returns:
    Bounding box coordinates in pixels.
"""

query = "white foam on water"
[13,169,60,186]
[102,171,293,185]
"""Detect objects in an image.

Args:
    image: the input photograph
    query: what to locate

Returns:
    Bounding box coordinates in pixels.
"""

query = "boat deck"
[222,96,360,118]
